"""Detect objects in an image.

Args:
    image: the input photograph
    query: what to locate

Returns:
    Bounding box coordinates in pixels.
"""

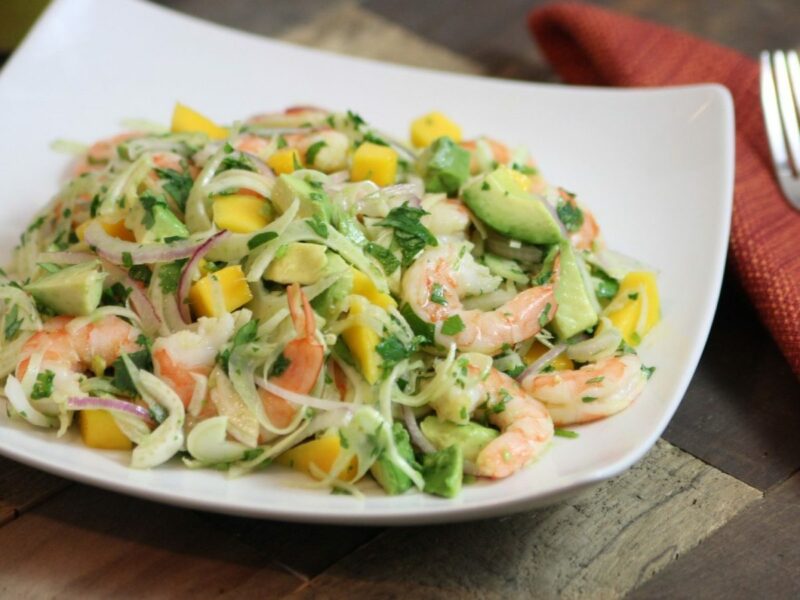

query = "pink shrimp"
[522,354,646,426]
[401,242,557,355]
[558,189,601,251]
[455,364,553,479]
[73,132,142,176]
[461,138,511,174]
[258,283,324,428]
[16,315,141,383]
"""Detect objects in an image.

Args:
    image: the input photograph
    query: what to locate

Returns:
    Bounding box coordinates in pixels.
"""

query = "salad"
[0,104,659,498]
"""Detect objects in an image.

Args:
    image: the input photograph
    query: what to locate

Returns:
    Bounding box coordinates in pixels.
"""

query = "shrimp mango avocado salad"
[0,104,659,498]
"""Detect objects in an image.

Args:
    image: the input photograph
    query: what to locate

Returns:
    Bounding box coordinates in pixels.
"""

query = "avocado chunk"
[129,193,190,243]
[422,444,463,498]
[462,166,563,244]
[26,261,106,316]
[420,416,499,463]
[418,136,470,197]
[552,241,599,339]
[370,422,417,495]
[311,253,353,320]
[264,242,328,285]
[270,172,332,220]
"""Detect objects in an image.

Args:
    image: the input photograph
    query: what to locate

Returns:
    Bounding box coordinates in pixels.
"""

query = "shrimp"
[432,354,553,479]
[401,242,557,355]
[284,129,350,173]
[258,283,324,428]
[522,354,646,426]
[16,315,141,396]
[72,132,143,176]
[152,314,235,407]
[421,197,472,240]
[461,138,511,174]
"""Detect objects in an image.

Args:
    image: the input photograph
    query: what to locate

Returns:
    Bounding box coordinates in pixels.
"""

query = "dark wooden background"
[0,1,799,597]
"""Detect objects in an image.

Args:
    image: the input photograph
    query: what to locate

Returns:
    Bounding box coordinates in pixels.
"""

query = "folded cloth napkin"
[529,2,800,379]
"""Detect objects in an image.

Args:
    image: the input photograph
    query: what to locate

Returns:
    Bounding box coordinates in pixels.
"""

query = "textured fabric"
[529,2,800,378]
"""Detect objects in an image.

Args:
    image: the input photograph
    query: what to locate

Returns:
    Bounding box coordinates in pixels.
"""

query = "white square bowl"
[0,0,734,524]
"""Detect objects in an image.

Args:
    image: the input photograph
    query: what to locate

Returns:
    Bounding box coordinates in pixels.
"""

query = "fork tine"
[760,51,790,172]
[772,50,800,173]
[787,50,800,120]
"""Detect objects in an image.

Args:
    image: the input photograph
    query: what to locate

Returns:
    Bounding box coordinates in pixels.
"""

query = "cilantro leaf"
[430,283,447,306]
[377,204,438,267]
[364,242,399,276]
[31,370,55,399]
[305,140,327,165]
[556,197,584,233]
[155,168,193,213]
[307,214,329,238]
[139,191,168,230]
[269,352,292,378]
[112,350,153,396]
[441,314,465,336]
[158,260,186,294]
[247,231,278,250]
[219,154,255,173]
[128,265,152,286]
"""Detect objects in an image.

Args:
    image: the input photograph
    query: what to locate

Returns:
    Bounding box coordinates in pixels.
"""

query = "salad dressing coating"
[0,104,660,498]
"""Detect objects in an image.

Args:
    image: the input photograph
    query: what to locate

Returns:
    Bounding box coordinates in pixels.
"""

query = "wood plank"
[0,457,69,527]
[630,472,800,599]
[0,484,368,598]
[663,275,800,491]
[279,3,480,74]
[290,441,760,599]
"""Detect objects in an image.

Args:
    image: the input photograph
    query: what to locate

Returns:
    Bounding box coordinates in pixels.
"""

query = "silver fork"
[760,50,800,210]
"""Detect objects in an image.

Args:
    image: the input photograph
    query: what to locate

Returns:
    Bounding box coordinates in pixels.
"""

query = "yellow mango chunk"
[276,436,358,481]
[76,218,136,242]
[524,341,574,371]
[410,111,462,148]
[212,194,270,233]
[79,410,132,450]
[605,271,660,346]
[170,102,228,140]
[351,268,396,310]
[189,265,253,318]
[267,148,301,175]
[350,142,397,187]
[342,301,381,384]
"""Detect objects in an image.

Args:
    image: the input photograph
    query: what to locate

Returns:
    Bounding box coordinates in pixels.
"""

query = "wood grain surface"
[1,1,799,598]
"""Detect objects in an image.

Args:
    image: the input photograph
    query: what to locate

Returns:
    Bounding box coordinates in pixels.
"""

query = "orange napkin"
[529,2,800,379]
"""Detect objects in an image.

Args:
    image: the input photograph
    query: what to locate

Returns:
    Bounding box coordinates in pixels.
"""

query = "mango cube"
[276,436,358,481]
[351,268,396,310]
[524,341,574,371]
[79,410,132,450]
[267,148,301,175]
[170,102,228,140]
[76,218,136,242]
[605,271,660,346]
[189,265,253,318]
[342,301,381,385]
[212,194,270,233]
[350,142,397,187]
[410,111,462,148]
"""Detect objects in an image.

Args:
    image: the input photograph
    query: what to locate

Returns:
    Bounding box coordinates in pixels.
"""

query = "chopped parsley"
[121,252,133,269]
[362,131,389,147]
[158,260,186,294]
[276,135,287,149]
[101,282,131,305]
[155,168,193,213]
[305,140,327,165]
[581,396,597,403]
[139,191,168,230]
[377,204,438,267]
[430,283,447,306]
[269,351,292,378]
[247,231,278,250]
[556,197,584,233]
[292,152,302,171]
[30,370,55,399]
[346,110,366,130]
[595,271,620,299]
[128,265,152,286]
[112,350,153,397]
[219,320,260,371]
[441,314,465,336]
[481,181,490,191]
[511,163,538,175]
[339,430,350,449]
[586,376,605,384]
[641,364,656,379]
[89,194,102,218]
[219,154,254,173]
[628,292,640,301]
[492,389,512,413]
[376,334,422,373]
[364,242,399,276]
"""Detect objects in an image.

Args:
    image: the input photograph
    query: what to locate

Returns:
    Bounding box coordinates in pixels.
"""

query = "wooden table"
[2,1,799,597]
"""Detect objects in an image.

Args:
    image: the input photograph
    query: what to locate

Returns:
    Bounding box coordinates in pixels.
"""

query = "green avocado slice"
[26,260,106,316]
[552,241,599,339]
[462,166,563,245]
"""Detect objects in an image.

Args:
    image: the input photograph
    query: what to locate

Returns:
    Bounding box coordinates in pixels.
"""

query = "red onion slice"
[68,396,154,425]
[517,342,568,386]
[83,222,206,265]
[176,230,230,323]
[403,405,437,454]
